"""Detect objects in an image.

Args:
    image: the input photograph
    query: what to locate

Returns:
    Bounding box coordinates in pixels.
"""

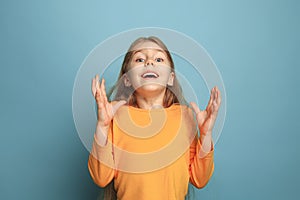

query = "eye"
[135,58,145,62]
[155,58,164,62]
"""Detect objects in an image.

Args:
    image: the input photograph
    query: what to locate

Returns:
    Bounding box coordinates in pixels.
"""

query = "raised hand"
[190,86,221,136]
[92,75,126,125]
[92,75,126,145]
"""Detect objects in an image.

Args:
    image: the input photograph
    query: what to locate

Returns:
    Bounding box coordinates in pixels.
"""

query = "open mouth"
[141,71,159,78]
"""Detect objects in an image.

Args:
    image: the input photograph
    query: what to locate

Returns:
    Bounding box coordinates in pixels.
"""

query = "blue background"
[1,0,299,199]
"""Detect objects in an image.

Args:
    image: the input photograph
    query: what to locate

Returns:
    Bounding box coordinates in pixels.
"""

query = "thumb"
[112,100,127,116]
[190,102,201,115]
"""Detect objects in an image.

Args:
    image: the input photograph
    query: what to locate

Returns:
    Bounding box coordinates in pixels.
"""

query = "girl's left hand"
[190,86,221,135]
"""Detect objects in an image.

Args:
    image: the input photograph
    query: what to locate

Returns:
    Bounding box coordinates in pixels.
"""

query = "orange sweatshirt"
[88,104,214,200]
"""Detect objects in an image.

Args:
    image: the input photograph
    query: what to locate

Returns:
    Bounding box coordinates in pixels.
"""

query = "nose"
[145,59,154,66]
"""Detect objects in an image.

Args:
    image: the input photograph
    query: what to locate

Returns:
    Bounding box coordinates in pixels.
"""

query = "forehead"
[131,41,166,52]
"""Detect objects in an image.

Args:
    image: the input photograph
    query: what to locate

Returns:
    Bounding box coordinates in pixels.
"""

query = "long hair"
[103,36,187,200]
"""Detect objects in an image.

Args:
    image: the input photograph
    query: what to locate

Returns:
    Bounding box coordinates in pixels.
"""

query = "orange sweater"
[88,104,214,200]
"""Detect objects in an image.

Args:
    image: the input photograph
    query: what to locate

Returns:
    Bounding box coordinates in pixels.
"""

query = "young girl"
[88,36,221,200]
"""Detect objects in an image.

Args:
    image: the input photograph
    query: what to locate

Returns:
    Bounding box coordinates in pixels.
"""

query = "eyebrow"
[132,48,166,56]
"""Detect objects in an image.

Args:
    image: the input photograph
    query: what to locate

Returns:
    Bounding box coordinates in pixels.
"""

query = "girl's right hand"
[92,74,126,130]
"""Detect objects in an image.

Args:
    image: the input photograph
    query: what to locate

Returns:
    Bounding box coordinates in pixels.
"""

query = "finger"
[112,100,127,116]
[206,87,215,113]
[215,87,219,103]
[216,87,221,106]
[99,79,106,106]
[212,87,219,110]
[99,79,114,120]
[101,79,108,104]
[207,88,213,108]
[100,79,109,115]
[212,87,221,113]
[212,87,216,102]
[190,102,201,114]
[213,88,221,113]
[95,76,102,103]
[91,77,96,96]
[213,87,217,101]
[95,75,100,91]
[95,89,102,105]
[95,79,103,105]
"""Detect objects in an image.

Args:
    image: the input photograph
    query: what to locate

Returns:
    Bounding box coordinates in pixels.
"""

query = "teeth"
[142,72,158,78]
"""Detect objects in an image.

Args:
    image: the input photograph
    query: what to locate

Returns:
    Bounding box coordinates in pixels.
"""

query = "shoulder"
[177,104,194,118]
[179,105,198,135]
[168,104,196,128]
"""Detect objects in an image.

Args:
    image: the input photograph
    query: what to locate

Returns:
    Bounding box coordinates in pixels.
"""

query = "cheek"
[125,67,142,86]
[127,66,142,77]
[158,66,172,78]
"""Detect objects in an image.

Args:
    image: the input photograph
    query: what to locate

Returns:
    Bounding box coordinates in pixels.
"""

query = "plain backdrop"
[1,0,299,199]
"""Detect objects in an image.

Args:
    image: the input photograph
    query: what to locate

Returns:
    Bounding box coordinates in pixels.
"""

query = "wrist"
[94,122,110,147]
[94,132,107,147]
[96,120,110,129]
[200,131,212,137]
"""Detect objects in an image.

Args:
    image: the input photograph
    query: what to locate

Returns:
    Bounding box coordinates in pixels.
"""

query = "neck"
[135,90,166,110]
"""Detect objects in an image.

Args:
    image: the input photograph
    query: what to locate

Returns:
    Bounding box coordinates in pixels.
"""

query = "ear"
[167,72,175,86]
[123,74,132,87]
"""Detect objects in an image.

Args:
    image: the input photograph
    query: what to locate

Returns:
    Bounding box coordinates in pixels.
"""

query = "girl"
[88,36,221,200]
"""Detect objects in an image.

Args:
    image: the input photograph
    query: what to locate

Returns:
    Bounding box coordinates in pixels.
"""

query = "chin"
[135,84,166,93]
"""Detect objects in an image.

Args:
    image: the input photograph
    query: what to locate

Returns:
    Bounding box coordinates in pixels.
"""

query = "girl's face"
[124,41,174,94]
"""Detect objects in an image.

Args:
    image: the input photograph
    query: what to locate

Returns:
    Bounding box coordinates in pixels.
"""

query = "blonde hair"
[104,36,187,200]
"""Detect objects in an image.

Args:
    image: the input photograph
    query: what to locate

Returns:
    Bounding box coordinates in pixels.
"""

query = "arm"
[189,134,214,188]
[190,86,221,158]
[88,124,115,187]
[189,86,221,188]
[88,75,125,187]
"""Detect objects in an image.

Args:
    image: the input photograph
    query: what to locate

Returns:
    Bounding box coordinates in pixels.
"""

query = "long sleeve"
[88,125,115,187]
[189,136,214,188]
